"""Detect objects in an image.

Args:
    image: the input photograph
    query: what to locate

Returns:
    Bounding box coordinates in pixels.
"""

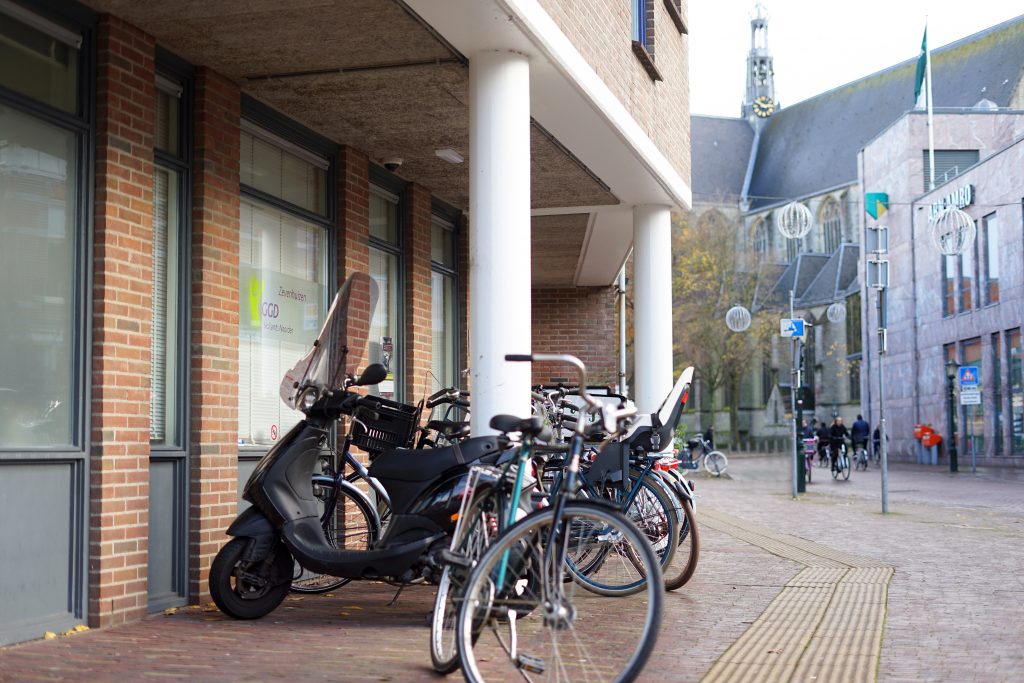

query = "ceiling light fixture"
[434,148,464,164]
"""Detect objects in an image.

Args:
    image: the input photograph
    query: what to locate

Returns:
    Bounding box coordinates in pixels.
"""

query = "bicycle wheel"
[290,482,379,593]
[842,454,851,480]
[430,485,502,674]
[458,502,663,683]
[805,456,812,483]
[575,470,677,594]
[704,450,728,476]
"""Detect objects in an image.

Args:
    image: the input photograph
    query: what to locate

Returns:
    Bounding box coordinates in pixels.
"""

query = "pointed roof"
[759,252,830,309]
[797,243,860,307]
[745,14,1024,208]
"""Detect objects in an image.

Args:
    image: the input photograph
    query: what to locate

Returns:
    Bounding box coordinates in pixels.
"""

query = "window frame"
[150,49,193,453]
[430,198,462,391]
[237,99,338,452]
[982,212,999,305]
[820,197,842,254]
[368,164,407,402]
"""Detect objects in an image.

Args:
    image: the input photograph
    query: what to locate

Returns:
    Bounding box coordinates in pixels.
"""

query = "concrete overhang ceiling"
[83,0,685,286]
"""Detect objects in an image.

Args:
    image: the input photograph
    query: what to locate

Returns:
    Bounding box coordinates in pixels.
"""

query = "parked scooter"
[210,272,511,619]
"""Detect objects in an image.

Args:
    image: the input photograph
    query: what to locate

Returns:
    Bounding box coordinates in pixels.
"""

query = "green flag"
[913,26,927,104]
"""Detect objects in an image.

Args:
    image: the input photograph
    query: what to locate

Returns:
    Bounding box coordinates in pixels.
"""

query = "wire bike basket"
[350,396,419,454]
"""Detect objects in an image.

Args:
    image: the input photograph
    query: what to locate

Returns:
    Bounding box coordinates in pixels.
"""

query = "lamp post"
[945,358,959,472]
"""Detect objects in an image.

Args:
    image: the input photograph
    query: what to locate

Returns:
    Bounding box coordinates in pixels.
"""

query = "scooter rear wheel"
[210,537,293,619]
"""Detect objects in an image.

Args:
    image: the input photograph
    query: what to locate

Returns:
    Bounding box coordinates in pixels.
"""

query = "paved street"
[1,455,1021,682]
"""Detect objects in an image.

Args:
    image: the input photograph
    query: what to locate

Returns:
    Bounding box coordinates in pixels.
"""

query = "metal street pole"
[789,290,799,499]
[877,286,889,514]
[947,372,958,472]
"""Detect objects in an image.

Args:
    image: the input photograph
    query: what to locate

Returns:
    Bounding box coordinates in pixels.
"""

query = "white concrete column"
[469,50,532,433]
[633,204,673,414]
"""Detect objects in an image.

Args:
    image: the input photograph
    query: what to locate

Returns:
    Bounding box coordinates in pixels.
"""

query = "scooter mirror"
[354,363,388,387]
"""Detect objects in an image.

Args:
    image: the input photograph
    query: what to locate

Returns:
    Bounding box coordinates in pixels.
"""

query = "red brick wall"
[404,183,433,402]
[90,16,156,628]
[530,287,618,387]
[338,146,370,284]
[188,68,241,602]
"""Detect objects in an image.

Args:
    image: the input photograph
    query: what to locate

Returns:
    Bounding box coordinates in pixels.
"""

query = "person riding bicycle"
[815,419,831,462]
[851,414,870,452]
[829,417,850,472]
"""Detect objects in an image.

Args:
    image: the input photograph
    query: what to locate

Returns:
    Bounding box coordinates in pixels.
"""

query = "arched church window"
[821,197,842,254]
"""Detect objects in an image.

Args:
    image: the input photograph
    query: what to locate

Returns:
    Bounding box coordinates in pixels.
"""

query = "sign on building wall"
[929,184,974,218]
[865,192,889,219]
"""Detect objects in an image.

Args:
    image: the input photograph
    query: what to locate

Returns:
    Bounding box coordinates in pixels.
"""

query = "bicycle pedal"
[516,653,546,674]
[437,548,472,569]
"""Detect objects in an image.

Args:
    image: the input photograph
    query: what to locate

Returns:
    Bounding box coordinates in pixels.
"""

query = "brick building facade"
[0,0,691,645]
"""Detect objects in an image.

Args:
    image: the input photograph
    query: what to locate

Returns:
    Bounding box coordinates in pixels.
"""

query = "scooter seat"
[368,436,502,483]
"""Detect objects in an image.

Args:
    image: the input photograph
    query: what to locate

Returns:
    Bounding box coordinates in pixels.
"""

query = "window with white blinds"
[238,125,328,447]
[922,150,979,191]
[430,215,458,391]
[150,78,184,446]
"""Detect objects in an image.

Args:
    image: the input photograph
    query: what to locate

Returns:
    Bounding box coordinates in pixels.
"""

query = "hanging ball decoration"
[725,304,752,333]
[776,201,813,240]
[826,301,847,323]
[929,206,976,256]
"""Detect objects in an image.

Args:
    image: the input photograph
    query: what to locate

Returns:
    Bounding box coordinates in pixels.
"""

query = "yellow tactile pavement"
[700,508,894,683]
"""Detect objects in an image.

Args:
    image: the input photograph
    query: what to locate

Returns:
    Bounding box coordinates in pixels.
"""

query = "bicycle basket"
[351,396,419,454]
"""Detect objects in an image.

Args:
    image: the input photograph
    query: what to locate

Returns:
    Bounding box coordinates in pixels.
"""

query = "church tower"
[742,2,777,124]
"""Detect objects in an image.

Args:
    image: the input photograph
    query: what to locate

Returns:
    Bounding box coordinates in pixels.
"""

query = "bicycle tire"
[704,451,728,476]
[574,470,678,594]
[805,456,812,483]
[430,485,501,674]
[661,491,700,590]
[457,501,663,683]
[290,481,380,594]
[842,455,851,480]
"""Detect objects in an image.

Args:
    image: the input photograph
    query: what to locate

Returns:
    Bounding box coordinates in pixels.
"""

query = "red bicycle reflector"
[680,390,689,405]
[654,458,681,471]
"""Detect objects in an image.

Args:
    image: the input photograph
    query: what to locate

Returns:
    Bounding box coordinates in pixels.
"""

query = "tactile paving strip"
[700,508,894,683]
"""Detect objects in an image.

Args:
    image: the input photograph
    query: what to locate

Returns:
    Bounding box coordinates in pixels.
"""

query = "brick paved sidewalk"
[2,457,1020,682]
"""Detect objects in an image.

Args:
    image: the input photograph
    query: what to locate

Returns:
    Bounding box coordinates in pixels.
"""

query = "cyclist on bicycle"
[815,419,831,463]
[829,417,850,473]
[851,414,870,453]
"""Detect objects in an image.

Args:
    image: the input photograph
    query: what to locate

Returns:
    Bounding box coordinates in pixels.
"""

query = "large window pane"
[0,14,79,114]
[155,88,181,156]
[942,254,956,317]
[369,247,400,400]
[962,338,983,454]
[0,105,76,446]
[431,271,456,390]
[984,213,999,304]
[369,193,399,245]
[150,167,180,446]
[431,219,455,268]
[1009,329,1023,454]
[238,200,327,446]
[240,130,326,215]
[959,229,975,312]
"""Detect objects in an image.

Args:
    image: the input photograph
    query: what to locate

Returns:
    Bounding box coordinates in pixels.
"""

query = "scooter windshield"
[279,272,379,410]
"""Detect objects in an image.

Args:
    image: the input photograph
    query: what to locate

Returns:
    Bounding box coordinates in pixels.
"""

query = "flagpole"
[926,19,936,190]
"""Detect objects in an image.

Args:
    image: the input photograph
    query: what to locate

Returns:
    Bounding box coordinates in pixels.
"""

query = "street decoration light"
[776,201,813,240]
[944,358,959,472]
[929,206,975,256]
[725,304,752,332]
[826,301,846,323]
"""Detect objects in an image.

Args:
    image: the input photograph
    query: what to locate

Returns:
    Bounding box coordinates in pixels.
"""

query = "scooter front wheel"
[210,537,293,619]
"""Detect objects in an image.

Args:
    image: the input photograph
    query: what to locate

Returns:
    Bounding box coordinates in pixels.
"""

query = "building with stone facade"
[686,9,1024,455]
[0,0,691,645]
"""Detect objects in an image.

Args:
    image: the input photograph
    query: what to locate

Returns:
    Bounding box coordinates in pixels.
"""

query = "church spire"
[742,2,777,123]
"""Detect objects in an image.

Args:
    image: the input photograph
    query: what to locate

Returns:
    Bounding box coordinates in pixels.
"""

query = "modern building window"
[631,0,651,49]
[959,227,976,312]
[942,253,956,317]
[0,8,86,448]
[369,187,403,400]
[820,198,841,253]
[0,9,80,114]
[983,212,999,304]
[992,333,1003,455]
[150,74,188,446]
[922,150,979,191]
[1009,329,1023,454]
[238,126,330,447]
[962,338,983,454]
[430,211,459,391]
